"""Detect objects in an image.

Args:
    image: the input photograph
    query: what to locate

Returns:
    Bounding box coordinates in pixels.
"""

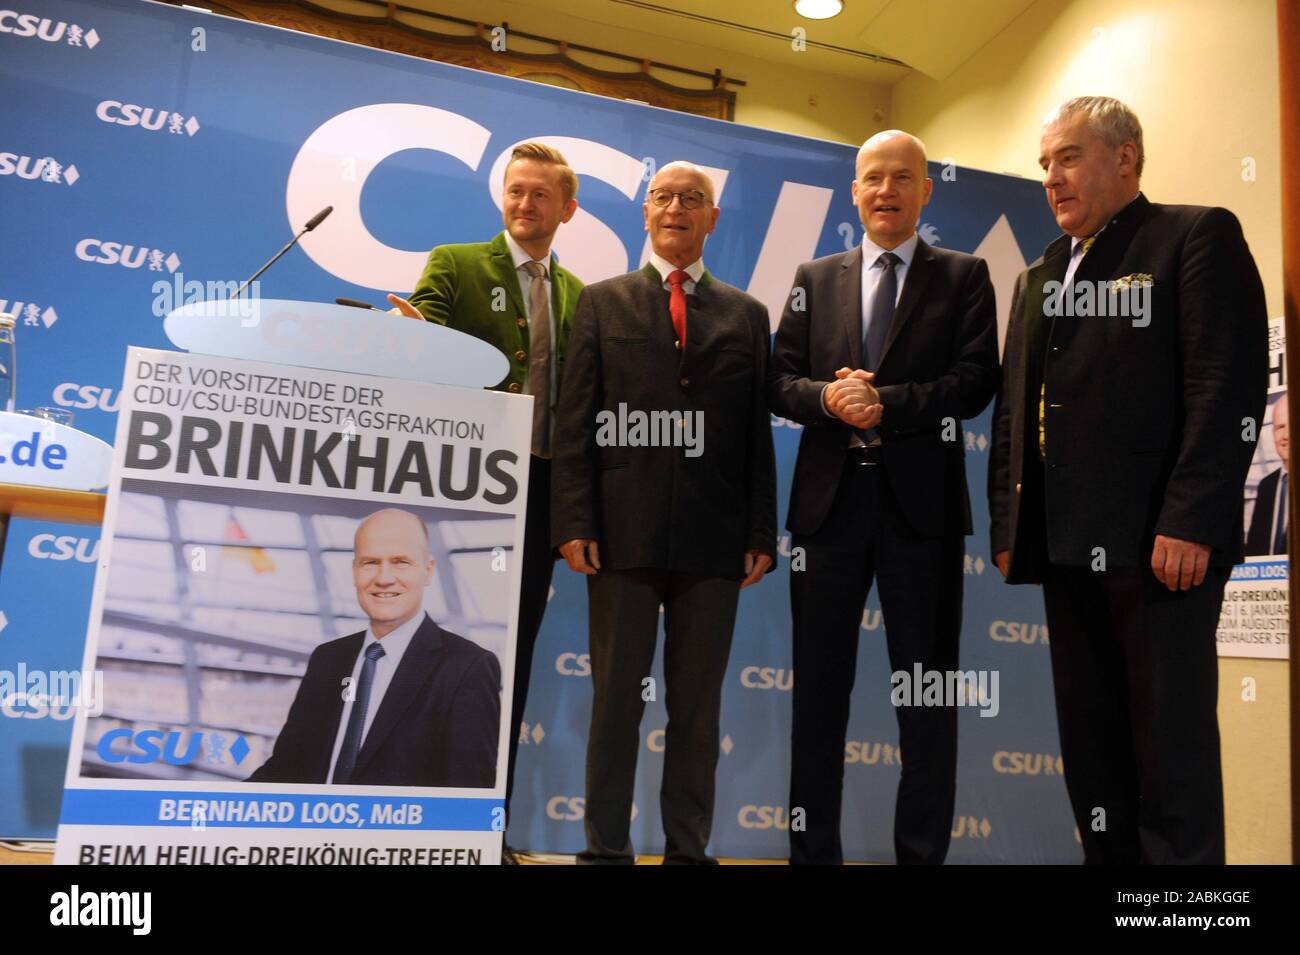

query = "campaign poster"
[54,346,530,863]
[1217,315,1289,659]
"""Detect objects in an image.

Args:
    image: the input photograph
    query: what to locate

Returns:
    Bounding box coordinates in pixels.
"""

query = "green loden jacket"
[407,231,584,395]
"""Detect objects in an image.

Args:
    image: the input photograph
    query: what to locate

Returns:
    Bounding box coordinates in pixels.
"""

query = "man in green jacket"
[389,142,583,862]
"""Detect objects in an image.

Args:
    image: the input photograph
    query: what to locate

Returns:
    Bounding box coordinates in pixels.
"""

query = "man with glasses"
[552,161,777,864]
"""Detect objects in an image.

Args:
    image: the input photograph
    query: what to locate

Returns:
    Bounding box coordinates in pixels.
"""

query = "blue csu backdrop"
[0,0,1072,860]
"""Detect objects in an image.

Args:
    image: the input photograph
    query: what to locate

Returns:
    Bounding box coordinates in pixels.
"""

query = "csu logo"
[517,721,545,745]
[738,806,790,830]
[546,796,585,821]
[645,729,735,755]
[546,797,637,822]
[53,383,120,412]
[2,693,76,720]
[993,751,1064,775]
[0,152,78,185]
[989,620,1050,645]
[739,666,792,691]
[96,728,250,766]
[76,239,181,273]
[96,101,200,136]
[0,298,57,328]
[0,11,99,46]
[555,652,590,676]
[28,533,99,563]
[951,816,992,839]
[844,741,901,765]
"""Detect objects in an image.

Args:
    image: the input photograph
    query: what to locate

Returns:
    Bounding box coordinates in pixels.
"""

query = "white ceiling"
[389,0,1041,85]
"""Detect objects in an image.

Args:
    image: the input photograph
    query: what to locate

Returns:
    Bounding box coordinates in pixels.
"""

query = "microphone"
[230,205,334,300]
[335,297,381,310]
[303,206,332,232]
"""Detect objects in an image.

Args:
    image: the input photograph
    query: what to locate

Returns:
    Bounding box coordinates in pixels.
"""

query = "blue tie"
[863,251,900,371]
[857,251,899,444]
[332,641,386,784]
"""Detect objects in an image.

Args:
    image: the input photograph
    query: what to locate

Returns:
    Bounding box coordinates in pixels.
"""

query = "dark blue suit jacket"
[768,239,999,538]
[247,614,500,788]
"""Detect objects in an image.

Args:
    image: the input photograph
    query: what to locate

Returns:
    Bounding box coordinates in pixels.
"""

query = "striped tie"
[523,260,552,458]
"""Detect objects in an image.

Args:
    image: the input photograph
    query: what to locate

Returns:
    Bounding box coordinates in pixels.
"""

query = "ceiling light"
[794,0,843,20]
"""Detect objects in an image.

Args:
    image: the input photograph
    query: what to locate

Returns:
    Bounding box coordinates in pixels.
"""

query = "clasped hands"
[825,367,883,431]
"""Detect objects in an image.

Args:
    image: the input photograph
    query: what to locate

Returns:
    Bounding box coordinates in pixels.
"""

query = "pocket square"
[1109,273,1154,292]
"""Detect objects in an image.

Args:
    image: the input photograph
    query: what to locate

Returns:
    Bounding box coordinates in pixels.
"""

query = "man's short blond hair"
[506,142,579,203]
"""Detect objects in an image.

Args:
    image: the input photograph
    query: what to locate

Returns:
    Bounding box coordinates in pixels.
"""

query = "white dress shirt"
[326,610,426,781]
[648,252,705,294]
[1060,193,1142,292]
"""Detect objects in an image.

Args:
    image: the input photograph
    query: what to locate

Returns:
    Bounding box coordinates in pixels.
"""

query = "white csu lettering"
[49,885,152,936]
[285,105,826,323]
[95,101,171,131]
[28,533,100,562]
[0,12,68,40]
[53,382,120,412]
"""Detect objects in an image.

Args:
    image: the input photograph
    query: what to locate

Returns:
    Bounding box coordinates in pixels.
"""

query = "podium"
[163,298,508,389]
[44,304,529,865]
[0,412,112,567]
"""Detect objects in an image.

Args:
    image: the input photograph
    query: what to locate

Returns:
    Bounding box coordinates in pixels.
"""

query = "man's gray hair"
[1044,96,1145,178]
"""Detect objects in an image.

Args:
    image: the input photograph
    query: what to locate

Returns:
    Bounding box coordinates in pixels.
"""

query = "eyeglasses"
[647,188,710,210]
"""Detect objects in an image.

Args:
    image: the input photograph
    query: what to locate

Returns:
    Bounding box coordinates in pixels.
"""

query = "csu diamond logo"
[720,734,734,755]
[62,164,79,186]
[84,28,100,49]
[41,306,58,328]
[184,116,200,137]
[518,720,545,744]
[165,252,181,273]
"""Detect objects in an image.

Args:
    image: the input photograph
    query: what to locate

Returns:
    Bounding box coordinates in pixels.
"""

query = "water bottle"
[0,313,15,413]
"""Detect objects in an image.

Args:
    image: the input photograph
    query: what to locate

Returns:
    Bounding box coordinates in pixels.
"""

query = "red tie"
[668,269,689,348]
